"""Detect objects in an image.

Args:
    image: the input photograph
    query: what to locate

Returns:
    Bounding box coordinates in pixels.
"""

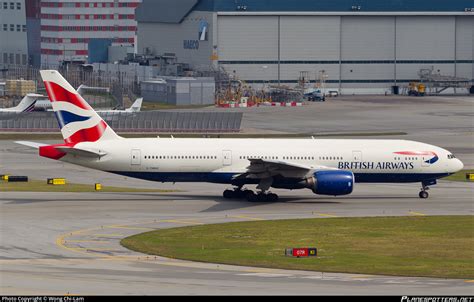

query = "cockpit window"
[447,154,456,159]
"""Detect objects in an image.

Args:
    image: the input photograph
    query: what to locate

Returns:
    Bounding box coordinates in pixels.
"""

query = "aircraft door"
[352,151,363,162]
[222,150,232,166]
[131,149,141,166]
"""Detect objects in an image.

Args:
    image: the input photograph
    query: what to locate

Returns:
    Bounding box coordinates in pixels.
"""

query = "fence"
[0,111,242,133]
[0,65,140,105]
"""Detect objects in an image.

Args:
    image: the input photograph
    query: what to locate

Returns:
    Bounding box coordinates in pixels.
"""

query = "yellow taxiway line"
[409,211,427,216]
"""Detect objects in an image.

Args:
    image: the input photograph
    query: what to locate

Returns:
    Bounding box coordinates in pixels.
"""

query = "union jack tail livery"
[40,70,120,144]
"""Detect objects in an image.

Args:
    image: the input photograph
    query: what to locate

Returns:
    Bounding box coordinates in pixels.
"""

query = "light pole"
[261,65,268,91]
[319,69,328,97]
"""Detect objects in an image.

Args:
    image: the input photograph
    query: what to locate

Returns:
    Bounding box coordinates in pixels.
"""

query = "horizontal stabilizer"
[54,146,107,158]
[15,141,48,149]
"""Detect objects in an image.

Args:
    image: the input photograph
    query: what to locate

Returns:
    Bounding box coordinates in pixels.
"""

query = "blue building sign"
[184,40,200,50]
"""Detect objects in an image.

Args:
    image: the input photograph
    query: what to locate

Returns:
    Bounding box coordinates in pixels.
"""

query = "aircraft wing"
[234,158,334,180]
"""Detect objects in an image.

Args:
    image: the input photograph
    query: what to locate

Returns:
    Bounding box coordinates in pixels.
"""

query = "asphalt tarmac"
[1,181,473,295]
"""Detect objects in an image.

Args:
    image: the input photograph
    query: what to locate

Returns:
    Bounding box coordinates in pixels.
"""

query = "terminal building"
[136,0,474,94]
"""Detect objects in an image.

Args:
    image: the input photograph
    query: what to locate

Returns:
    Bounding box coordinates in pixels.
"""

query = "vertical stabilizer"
[10,94,42,112]
[126,98,143,113]
[40,70,121,145]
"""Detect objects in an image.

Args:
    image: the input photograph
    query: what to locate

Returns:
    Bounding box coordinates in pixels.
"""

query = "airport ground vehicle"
[408,82,426,96]
[327,90,339,97]
[305,90,325,102]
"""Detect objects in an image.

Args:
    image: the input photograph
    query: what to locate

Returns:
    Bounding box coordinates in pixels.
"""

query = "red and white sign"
[292,248,309,257]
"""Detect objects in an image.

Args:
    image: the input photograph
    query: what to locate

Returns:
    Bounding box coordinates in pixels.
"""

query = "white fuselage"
[60,138,463,185]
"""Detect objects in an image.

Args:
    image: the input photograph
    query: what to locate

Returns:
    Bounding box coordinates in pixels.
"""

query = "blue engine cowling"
[310,170,354,196]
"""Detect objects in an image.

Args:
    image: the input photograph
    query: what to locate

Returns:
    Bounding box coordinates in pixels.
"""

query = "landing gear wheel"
[224,187,248,199]
[256,193,268,202]
[223,189,234,199]
[419,191,429,199]
[242,189,253,195]
[267,193,279,202]
[245,191,257,202]
[249,192,279,202]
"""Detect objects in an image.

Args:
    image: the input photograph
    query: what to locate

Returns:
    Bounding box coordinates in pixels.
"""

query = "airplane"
[76,84,109,96]
[16,70,464,201]
[35,84,142,114]
[34,95,143,114]
[0,93,47,120]
[95,97,143,114]
[0,93,46,113]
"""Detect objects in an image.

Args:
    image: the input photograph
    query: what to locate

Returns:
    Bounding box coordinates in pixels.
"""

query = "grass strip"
[0,179,176,193]
[444,170,474,182]
[121,216,474,279]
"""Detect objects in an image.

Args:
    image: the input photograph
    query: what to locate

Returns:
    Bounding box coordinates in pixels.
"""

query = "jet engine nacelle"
[305,170,354,196]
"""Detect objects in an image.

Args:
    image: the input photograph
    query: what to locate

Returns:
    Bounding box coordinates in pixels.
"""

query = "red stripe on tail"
[44,81,91,110]
[64,120,107,144]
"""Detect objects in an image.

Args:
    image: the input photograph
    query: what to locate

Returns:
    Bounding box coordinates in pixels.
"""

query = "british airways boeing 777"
[17,70,464,201]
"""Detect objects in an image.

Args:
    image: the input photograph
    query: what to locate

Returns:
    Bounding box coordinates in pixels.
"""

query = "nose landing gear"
[419,180,436,199]
[419,190,429,199]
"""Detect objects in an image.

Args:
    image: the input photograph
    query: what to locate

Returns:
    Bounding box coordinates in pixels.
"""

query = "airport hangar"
[136,0,474,94]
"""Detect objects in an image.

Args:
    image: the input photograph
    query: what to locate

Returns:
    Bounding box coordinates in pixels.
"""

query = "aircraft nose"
[451,159,464,173]
[457,159,464,171]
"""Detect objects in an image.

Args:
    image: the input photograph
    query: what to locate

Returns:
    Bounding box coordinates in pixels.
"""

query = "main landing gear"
[223,187,279,202]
